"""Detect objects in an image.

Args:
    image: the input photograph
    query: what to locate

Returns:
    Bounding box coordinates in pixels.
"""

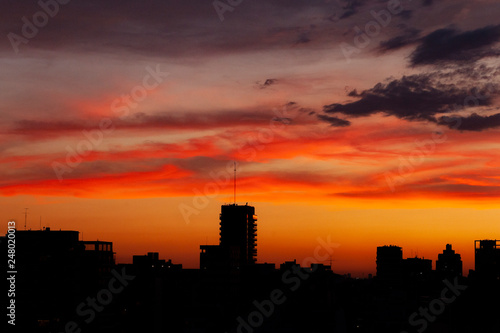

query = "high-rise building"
[200,203,257,269]
[475,239,500,280]
[376,245,403,279]
[219,203,257,266]
[436,244,462,278]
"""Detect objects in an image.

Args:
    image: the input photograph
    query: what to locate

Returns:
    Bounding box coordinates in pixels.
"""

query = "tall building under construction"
[200,203,257,269]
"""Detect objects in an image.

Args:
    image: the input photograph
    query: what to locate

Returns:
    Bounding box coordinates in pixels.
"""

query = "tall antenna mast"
[24,208,28,230]
[233,161,236,205]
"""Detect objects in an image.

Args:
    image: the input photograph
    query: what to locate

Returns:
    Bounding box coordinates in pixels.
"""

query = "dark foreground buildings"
[2,213,500,332]
[373,242,500,332]
[0,228,114,332]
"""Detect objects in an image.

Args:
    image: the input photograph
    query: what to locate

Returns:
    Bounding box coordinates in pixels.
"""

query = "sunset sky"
[1,0,500,276]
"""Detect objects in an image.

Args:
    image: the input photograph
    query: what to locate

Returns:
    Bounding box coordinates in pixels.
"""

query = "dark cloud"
[257,79,278,89]
[379,25,500,65]
[324,74,483,121]
[410,25,500,66]
[320,73,499,130]
[438,113,500,131]
[338,0,366,19]
[271,117,292,124]
[316,114,351,127]
[347,89,360,97]
[435,64,500,82]
[378,28,420,52]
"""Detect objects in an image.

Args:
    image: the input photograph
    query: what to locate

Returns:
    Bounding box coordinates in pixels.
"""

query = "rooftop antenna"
[233,161,236,205]
[39,216,42,230]
[24,208,28,230]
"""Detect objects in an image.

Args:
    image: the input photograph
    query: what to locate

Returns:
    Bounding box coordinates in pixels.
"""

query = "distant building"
[311,263,332,272]
[200,203,257,269]
[377,245,435,280]
[133,251,161,268]
[133,252,182,272]
[403,256,432,279]
[475,239,500,280]
[280,259,300,272]
[376,245,403,279]
[436,244,462,277]
[278,260,331,274]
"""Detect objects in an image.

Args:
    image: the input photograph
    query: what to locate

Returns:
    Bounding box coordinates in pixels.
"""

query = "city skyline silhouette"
[1,202,499,332]
[4,202,496,278]
[1,0,500,332]
[1,0,500,279]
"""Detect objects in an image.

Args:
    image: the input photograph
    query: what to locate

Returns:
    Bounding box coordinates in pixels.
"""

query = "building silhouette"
[133,251,182,272]
[81,240,115,289]
[376,245,403,279]
[377,245,434,281]
[200,203,257,269]
[436,244,462,278]
[0,228,114,331]
[402,256,432,279]
[219,203,257,266]
[475,239,500,280]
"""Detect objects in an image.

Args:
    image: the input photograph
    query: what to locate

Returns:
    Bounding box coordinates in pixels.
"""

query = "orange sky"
[1,190,498,276]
